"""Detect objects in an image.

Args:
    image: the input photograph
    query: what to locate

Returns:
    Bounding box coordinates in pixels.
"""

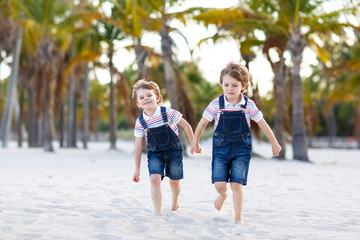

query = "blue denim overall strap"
[215,94,251,140]
[139,106,180,151]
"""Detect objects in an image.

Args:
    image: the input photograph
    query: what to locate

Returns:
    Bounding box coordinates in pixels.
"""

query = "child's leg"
[214,182,228,210]
[230,182,246,224]
[169,179,181,211]
[150,174,162,215]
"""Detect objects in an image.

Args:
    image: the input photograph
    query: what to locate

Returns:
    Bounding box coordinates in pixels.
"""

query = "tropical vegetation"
[0,0,359,161]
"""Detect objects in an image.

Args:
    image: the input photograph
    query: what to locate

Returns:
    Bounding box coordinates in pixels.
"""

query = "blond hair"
[131,79,163,105]
[220,62,249,92]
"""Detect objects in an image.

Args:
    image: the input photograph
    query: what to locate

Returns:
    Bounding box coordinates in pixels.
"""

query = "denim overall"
[139,106,183,180]
[212,95,252,185]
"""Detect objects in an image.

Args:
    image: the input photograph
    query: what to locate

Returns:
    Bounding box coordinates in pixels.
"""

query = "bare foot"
[235,219,248,225]
[171,201,179,211]
[214,194,227,211]
[154,212,164,216]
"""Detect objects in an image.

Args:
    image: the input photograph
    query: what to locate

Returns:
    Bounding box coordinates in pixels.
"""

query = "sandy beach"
[0,139,359,240]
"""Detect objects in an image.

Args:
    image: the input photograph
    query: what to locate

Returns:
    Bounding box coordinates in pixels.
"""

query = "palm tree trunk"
[60,98,65,147]
[274,58,287,159]
[74,93,78,146]
[264,47,287,159]
[18,86,24,147]
[160,19,178,110]
[67,41,76,148]
[27,87,36,147]
[82,62,89,149]
[68,72,76,147]
[37,117,43,147]
[108,45,117,150]
[43,67,55,152]
[108,44,117,149]
[135,40,147,80]
[288,27,309,161]
[1,28,22,147]
[91,98,99,141]
[109,74,117,149]
[43,102,54,152]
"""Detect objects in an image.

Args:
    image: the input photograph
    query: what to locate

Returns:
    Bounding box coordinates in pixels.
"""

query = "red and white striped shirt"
[134,106,182,138]
[203,94,263,130]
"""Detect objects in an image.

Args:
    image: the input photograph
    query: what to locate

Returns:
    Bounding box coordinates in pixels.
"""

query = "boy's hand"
[272,143,282,157]
[133,170,140,182]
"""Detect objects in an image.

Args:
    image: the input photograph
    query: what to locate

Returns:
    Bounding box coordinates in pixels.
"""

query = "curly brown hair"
[220,62,249,92]
[131,79,163,105]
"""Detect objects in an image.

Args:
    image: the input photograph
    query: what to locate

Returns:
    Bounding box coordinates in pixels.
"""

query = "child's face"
[221,75,245,102]
[136,88,158,111]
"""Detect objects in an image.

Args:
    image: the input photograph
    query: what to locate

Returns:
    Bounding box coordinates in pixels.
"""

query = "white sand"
[0,140,359,240]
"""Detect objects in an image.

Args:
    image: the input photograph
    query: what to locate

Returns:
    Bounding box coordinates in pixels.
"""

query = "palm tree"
[96,2,129,149]
[63,3,103,148]
[281,0,358,160]
[139,0,197,130]
[106,0,151,130]
[193,6,269,144]
[193,5,287,158]
[0,3,21,146]
[0,27,22,147]
[17,0,75,151]
[328,34,360,148]
[195,0,359,160]
[0,12,16,104]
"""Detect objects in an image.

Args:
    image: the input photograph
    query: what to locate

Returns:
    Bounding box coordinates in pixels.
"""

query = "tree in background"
[194,0,359,160]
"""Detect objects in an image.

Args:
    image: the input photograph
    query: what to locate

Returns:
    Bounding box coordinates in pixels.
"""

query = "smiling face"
[221,75,245,103]
[136,88,158,114]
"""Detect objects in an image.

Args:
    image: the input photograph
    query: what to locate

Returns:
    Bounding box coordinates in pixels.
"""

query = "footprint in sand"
[174,208,190,216]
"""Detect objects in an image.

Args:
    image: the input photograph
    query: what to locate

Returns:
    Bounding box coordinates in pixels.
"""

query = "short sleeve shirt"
[202,94,263,130]
[134,106,183,138]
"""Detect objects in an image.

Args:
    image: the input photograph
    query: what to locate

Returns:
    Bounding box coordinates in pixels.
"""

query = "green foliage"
[117,128,135,140]
[335,102,356,136]
[178,61,222,121]
[1,0,360,148]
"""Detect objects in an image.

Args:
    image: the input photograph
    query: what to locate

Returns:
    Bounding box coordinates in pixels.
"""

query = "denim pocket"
[147,143,156,151]
[242,135,252,149]
[173,140,183,150]
[213,136,223,147]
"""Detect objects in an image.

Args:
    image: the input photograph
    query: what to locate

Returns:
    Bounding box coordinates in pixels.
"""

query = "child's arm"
[178,117,194,148]
[133,137,143,182]
[257,118,282,157]
[191,117,210,154]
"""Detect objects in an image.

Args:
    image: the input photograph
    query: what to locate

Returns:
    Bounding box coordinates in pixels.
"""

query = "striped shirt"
[203,94,263,129]
[134,105,183,138]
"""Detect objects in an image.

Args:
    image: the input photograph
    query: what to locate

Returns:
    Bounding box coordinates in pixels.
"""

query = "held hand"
[192,143,202,154]
[190,146,195,155]
[272,143,282,157]
[133,170,140,182]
